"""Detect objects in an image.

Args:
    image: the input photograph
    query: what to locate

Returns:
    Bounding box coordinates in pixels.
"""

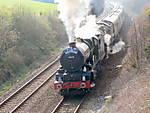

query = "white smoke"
[110,0,150,14]
[55,0,104,42]
[111,40,125,54]
[104,34,125,55]
[75,15,100,39]
[56,0,125,54]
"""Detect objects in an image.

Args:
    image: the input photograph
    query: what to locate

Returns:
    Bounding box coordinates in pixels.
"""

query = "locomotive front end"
[54,69,92,90]
[54,41,95,95]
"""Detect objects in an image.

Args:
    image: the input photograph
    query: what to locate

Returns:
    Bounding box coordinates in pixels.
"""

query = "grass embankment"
[0,0,67,95]
[0,0,56,12]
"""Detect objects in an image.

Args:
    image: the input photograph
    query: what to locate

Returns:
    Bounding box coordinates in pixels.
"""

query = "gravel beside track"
[78,51,126,113]
[52,95,85,113]
[0,58,60,113]
[15,73,63,113]
[0,55,59,104]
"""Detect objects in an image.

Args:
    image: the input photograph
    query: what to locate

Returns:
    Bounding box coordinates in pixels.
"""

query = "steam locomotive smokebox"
[60,47,84,72]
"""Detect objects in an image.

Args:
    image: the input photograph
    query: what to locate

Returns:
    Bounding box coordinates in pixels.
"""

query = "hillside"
[0,0,67,95]
[79,7,150,113]
[98,14,150,113]
[0,0,56,16]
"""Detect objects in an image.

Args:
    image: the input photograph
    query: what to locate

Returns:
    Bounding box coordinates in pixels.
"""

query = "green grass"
[0,0,57,17]
[0,67,37,96]
[0,82,12,96]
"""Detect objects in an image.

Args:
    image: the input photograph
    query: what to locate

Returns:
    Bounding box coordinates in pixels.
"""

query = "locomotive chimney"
[69,42,76,48]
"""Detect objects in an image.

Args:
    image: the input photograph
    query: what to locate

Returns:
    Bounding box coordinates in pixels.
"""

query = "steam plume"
[56,0,125,55]
[55,0,104,42]
[74,15,100,39]
[111,40,125,54]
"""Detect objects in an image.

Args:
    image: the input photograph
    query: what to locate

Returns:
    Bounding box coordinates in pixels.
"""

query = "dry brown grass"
[97,14,150,113]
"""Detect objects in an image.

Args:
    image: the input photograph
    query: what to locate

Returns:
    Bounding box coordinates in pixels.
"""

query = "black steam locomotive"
[54,3,125,96]
[54,35,106,95]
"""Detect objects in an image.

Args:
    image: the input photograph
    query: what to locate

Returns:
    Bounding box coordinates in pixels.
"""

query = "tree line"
[0,6,67,92]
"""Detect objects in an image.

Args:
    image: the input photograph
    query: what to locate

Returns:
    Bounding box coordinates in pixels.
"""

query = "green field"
[0,0,57,17]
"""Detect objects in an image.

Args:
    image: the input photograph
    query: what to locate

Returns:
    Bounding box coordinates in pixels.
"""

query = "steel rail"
[0,56,59,107]
[73,95,86,113]
[10,70,58,113]
[51,95,86,113]
[51,98,64,113]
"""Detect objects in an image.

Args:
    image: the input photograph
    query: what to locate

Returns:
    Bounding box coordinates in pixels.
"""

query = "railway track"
[51,95,86,113]
[0,56,60,113]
